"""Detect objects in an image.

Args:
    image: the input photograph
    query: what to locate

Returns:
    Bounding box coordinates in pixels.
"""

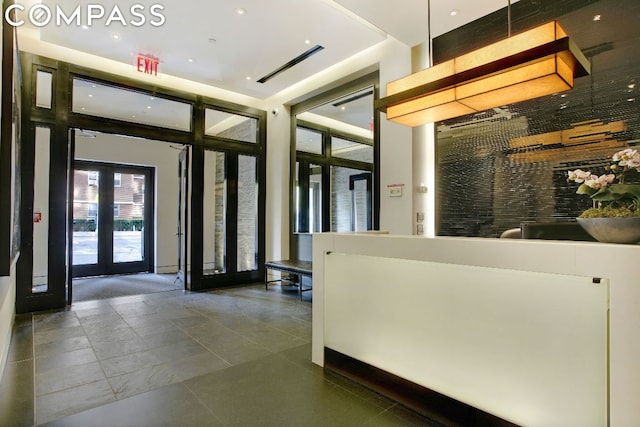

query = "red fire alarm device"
[33,212,42,223]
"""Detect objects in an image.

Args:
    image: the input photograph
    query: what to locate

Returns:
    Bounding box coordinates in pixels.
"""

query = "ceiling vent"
[332,90,373,107]
[257,45,324,84]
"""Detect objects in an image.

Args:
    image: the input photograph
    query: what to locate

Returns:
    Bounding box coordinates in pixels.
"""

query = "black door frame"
[71,160,155,278]
[16,52,266,313]
[189,144,266,291]
[176,146,190,288]
[349,172,373,231]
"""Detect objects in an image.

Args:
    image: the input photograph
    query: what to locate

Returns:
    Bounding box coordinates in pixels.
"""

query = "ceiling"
[22,0,513,132]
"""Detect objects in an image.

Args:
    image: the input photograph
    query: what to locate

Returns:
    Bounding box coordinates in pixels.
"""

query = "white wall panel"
[323,251,609,426]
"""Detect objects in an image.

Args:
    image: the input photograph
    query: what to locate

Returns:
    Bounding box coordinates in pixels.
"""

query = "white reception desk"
[312,233,640,427]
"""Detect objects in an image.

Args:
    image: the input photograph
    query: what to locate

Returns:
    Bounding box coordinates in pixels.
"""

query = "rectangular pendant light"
[375,21,590,127]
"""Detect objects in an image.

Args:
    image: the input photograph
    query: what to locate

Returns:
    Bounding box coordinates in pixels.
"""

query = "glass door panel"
[237,155,257,272]
[350,173,372,231]
[112,172,145,263]
[33,127,51,293]
[331,167,372,232]
[72,169,99,266]
[309,165,323,233]
[72,162,153,278]
[203,150,226,274]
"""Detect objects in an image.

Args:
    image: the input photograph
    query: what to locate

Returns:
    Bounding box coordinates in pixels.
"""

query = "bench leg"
[299,273,303,300]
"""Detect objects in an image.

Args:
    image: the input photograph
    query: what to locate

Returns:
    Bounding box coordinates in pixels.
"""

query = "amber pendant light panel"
[378,21,590,127]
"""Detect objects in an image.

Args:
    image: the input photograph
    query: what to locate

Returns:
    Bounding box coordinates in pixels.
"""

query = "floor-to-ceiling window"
[16,53,266,313]
[290,74,379,258]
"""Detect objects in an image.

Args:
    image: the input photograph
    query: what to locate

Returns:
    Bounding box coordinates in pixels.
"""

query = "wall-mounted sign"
[137,53,159,76]
[387,183,404,198]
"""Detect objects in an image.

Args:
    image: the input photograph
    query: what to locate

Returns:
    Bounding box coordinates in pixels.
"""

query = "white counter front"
[312,234,640,427]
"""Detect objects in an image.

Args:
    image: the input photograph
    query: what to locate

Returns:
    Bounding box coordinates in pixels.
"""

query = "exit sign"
[137,53,159,76]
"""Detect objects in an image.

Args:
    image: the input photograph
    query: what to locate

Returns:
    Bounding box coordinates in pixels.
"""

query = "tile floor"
[1,284,440,426]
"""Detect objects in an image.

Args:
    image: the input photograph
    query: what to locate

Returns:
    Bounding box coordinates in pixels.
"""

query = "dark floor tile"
[33,311,80,332]
[130,321,181,338]
[198,335,273,366]
[184,353,393,427]
[100,350,162,378]
[180,320,231,340]
[91,336,150,361]
[33,325,86,346]
[85,325,139,345]
[237,324,307,353]
[277,343,320,374]
[0,359,34,427]
[13,313,33,328]
[71,304,116,319]
[36,361,106,396]
[142,328,193,349]
[166,352,231,381]
[35,379,116,425]
[107,363,180,400]
[35,335,91,358]
[148,339,211,364]
[120,312,166,329]
[79,315,129,333]
[41,382,221,427]
[35,347,98,375]
[363,404,447,427]
[170,314,211,329]
[7,325,34,363]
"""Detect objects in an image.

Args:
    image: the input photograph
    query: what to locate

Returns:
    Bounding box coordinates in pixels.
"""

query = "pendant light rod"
[427,0,432,67]
[508,0,512,37]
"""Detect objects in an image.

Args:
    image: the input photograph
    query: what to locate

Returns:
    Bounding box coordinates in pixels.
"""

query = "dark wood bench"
[265,259,312,300]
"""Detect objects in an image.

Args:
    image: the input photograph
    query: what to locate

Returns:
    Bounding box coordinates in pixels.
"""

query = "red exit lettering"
[136,54,159,76]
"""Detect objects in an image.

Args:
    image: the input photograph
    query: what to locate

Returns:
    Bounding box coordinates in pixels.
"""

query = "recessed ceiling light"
[188,58,194,63]
[147,105,152,109]
[341,106,346,111]
[88,94,93,97]
[81,25,88,30]
[593,14,601,21]
[450,9,459,17]
[112,33,120,40]
[235,8,247,15]
[305,39,311,45]
[246,76,251,80]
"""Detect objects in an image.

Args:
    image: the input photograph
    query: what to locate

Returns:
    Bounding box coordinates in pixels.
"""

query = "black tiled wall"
[435,0,640,237]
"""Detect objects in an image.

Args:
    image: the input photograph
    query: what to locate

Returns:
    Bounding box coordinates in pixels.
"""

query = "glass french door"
[176,147,189,288]
[191,147,263,290]
[71,161,154,277]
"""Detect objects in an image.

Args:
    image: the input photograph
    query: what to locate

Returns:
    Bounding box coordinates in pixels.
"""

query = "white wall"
[0,264,16,383]
[75,132,183,274]
[377,40,414,235]
[266,37,414,237]
[264,108,291,261]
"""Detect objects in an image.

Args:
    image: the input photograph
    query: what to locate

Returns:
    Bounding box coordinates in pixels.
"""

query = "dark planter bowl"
[576,217,640,244]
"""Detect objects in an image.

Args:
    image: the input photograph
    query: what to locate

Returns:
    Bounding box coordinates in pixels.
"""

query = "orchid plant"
[567,148,640,218]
